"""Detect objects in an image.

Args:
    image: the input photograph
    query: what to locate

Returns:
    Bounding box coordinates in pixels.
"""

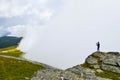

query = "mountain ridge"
[0,36,22,48]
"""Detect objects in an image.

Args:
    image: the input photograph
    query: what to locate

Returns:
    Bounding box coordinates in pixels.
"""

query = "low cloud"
[0,0,63,36]
[1,0,120,69]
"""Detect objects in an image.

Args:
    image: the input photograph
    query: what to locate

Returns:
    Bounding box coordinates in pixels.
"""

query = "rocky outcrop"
[31,69,81,80]
[102,52,120,73]
[85,51,120,74]
[31,51,120,80]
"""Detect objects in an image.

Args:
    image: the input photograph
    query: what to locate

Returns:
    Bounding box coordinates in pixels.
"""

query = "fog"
[19,0,120,69]
[0,0,120,69]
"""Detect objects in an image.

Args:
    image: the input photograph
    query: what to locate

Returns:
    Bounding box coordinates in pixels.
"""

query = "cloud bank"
[22,0,120,69]
[0,0,63,36]
[0,0,63,51]
[1,0,120,69]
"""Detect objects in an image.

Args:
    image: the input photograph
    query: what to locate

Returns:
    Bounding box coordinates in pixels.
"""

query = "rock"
[31,69,62,80]
[101,64,120,74]
[97,77,112,80]
[67,65,98,80]
[31,69,81,80]
[30,77,41,80]
[85,51,120,73]
[60,71,81,80]
[98,52,120,74]
[93,51,106,60]
[96,69,103,73]
[66,65,85,76]
[86,56,98,64]
[117,56,120,66]
[93,64,100,69]
[103,54,117,65]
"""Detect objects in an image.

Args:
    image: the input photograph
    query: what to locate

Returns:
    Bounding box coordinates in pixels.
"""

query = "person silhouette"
[96,42,100,51]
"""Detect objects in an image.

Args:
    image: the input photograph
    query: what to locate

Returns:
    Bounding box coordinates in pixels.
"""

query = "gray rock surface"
[101,63,120,74]
[86,56,98,64]
[101,52,120,74]
[103,54,117,65]
[67,65,97,80]
[117,56,120,66]
[85,51,120,74]
[31,69,81,80]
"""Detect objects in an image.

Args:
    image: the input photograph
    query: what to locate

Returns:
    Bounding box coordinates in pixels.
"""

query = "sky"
[0,0,120,69]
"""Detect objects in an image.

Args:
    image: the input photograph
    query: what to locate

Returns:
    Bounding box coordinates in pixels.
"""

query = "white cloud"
[0,0,62,36]
[0,0,63,56]
[3,0,120,69]
[0,0,64,67]
[7,25,27,37]
[0,26,10,37]
[18,26,39,52]
[19,0,120,69]
[0,0,61,19]
[0,0,29,17]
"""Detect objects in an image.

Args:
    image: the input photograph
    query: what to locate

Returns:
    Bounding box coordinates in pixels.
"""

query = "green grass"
[0,46,44,80]
[0,56,44,80]
[0,46,23,57]
[96,70,120,80]
[81,62,91,68]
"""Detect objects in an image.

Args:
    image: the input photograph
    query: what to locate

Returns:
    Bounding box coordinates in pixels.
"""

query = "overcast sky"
[0,0,120,69]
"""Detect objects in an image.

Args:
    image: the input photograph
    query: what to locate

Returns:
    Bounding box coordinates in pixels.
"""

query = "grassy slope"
[0,46,44,80]
[95,71,120,80]
[0,46,23,57]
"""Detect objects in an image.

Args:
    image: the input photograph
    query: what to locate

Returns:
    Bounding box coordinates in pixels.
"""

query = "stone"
[117,56,120,66]
[31,69,81,80]
[86,56,98,64]
[97,77,112,80]
[96,69,103,73]
[93,64,100,69]
[101,64,120,74]
[103,54,117,65]
[93,52,106,60]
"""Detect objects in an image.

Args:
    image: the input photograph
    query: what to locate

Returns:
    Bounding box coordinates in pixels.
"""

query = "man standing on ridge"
[96,42,100,51]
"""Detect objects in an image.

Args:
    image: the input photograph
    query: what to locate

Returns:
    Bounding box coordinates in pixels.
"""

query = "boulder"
[86,56,98,64]
[103,54,117,65]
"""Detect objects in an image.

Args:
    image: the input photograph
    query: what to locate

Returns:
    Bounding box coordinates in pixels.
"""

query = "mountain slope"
[0,36,120,80]
[0,36,22,48]
[0,36,58,80]
[31,51,120,80]
[0,46,46,80]
[0,56,44,80]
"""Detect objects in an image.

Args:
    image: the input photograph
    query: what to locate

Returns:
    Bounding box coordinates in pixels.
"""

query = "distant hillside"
[0,36,22,48]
